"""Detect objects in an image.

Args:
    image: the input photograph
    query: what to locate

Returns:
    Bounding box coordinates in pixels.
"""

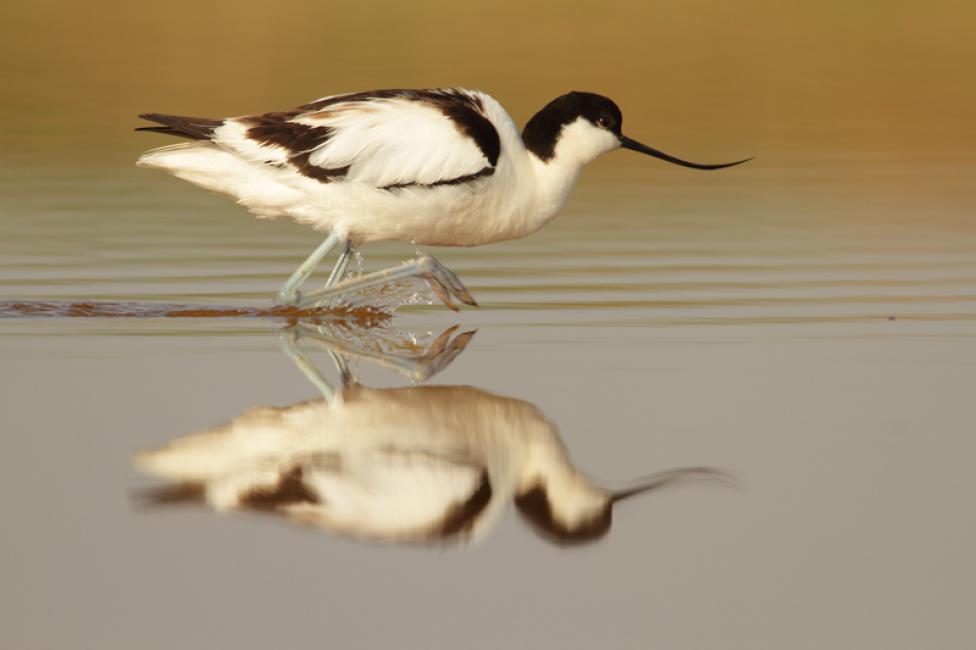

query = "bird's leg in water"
[296,253,478,312]
[276,232,346,305]
[323,241,353,288]
[277,327,338,402]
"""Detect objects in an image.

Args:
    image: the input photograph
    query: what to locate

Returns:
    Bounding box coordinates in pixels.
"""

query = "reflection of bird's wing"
[275,450,493,544]
[210,89,501,189]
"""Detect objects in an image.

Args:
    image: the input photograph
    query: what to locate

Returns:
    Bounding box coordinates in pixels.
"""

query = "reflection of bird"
[136,385,724,546]
[134,326,728,547]
[136,89,748,310]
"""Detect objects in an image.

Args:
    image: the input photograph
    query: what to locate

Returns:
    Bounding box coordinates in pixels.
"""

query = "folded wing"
[210,88,500,189]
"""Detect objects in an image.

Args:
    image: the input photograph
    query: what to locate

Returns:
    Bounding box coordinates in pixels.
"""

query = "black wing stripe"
[381,166,494,191]
[437,470,493,539]
[241,112,350,182]
[240,466,319,511]
[241,111,327,154]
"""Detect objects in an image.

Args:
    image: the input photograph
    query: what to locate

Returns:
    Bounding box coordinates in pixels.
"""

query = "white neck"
[527,153,582,223]
[525,118,620,227]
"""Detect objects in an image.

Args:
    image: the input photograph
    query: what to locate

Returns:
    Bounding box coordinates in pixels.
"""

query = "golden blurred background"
[2,0,974,158]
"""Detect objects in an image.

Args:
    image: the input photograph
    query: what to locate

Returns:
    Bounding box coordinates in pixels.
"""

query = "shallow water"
[2,154,975,650]
[3,2,976,648]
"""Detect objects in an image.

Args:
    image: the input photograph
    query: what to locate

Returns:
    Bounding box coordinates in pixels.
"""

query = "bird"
[134,325,729,547]
[136,88,749,310]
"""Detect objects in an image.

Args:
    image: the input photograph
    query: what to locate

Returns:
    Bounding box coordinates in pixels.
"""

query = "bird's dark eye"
[596,116,610,127]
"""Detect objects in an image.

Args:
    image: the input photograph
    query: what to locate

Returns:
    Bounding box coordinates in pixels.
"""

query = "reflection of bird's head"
[514,479,613,546]
[515,467,731,547]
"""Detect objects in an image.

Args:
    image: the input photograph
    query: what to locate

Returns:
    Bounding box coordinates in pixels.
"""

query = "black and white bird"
[137,89,749,310]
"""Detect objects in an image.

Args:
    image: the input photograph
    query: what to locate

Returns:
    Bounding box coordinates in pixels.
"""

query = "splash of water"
[318,251,436,314]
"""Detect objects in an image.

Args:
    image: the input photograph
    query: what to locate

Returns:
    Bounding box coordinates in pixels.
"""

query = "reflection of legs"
[296,253,477,312]
[278,328,337,402]
[291,323,476,383]
[277,233,342,305]
[324,345,353,387]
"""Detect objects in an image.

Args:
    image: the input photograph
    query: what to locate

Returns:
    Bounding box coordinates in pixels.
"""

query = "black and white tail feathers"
[136,113,222,141]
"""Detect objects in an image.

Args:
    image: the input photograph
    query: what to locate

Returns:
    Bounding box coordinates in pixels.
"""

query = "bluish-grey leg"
[276,232,341,305]
[297,253,477,312]
[278,328,337,402]
[323,241,353,288]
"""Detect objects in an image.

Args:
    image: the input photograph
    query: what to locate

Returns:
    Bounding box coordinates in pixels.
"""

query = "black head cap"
[523,91,622,161]
[514,484,612,546]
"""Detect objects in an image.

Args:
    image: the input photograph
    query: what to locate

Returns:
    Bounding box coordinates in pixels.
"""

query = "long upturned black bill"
[619,135,752,170]
[611,467,735,503]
